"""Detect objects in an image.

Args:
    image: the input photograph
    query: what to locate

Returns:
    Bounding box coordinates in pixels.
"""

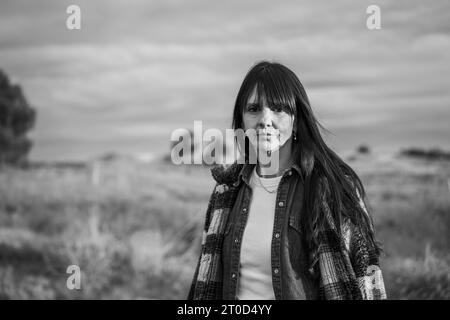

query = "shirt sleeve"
[187,183,218,299]
[349,188,387,300]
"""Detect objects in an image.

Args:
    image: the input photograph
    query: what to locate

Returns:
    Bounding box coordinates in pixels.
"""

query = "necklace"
[252,171,280,194]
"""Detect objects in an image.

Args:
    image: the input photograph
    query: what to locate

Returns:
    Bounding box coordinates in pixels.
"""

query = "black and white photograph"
[0,0,449,302]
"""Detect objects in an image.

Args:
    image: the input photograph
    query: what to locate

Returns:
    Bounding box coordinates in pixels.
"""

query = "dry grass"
[0,153,449,299]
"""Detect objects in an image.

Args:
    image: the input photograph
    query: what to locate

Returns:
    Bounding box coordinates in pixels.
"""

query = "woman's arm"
[186,183,219,299]
[349,189,387,300]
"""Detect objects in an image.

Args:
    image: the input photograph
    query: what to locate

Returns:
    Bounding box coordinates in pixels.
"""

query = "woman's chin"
[257,142,280,154]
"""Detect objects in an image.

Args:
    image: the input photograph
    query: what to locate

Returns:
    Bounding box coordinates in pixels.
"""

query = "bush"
[0,70,36,166]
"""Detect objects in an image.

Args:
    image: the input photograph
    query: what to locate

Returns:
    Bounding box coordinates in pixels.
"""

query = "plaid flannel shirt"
[188,162,386,300]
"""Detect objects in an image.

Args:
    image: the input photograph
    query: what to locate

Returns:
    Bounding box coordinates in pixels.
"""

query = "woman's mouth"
[257,134,272,140]
[257,130,275,136]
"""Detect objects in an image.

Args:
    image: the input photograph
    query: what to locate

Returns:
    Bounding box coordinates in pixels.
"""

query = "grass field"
[0,152,449,299]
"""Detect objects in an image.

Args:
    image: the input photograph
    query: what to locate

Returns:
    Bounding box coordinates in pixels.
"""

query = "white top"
[237,168,282,300]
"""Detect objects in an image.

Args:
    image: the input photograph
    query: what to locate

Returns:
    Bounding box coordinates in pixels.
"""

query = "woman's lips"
[257,132,278,139]
[257,131,275,136]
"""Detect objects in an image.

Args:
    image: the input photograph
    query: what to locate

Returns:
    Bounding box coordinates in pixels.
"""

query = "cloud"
[1,0,449,160]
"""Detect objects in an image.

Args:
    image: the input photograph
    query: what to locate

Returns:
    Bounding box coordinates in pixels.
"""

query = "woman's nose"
[258,106,273,128]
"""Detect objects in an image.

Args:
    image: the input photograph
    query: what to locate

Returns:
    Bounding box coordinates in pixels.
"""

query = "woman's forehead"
[246,85,267,104]
[243,83,296,116]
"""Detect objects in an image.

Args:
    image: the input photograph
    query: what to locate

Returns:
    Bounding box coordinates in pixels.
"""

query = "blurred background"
[0,0,449,299]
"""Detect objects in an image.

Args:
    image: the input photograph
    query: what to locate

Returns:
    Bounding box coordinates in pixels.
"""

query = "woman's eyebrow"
[246,102,260,107]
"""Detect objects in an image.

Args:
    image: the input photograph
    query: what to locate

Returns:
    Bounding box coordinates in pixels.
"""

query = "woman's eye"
[271,105,284,113]
[246,105,259,112]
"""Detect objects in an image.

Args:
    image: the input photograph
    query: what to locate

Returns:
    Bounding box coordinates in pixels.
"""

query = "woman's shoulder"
[210,162,244,185]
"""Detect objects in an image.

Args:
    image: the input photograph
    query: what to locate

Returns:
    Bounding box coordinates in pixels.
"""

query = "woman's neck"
[256,140,294,178]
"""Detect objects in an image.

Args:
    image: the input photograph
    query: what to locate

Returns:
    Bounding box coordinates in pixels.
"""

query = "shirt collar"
[234,161,303,187]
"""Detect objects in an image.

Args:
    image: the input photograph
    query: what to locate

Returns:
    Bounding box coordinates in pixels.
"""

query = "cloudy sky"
[1,0,449,161]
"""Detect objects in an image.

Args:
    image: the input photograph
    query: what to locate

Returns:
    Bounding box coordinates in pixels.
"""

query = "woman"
[188,61,386,300]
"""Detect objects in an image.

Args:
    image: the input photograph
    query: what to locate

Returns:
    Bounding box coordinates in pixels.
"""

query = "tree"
[0,70,36,165]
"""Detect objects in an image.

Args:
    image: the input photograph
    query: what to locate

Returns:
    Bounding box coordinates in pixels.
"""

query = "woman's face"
[242,86,295,153]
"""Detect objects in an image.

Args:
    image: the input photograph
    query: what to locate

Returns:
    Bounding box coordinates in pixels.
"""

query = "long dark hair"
[231,61,381,270]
